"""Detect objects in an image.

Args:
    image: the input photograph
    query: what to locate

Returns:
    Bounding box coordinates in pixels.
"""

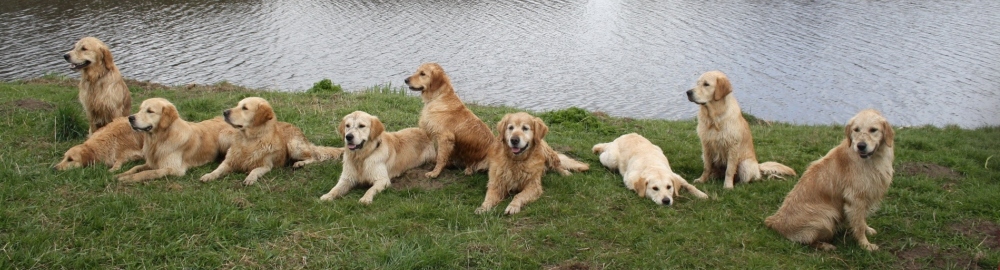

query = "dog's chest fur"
[228,131,287,171]
[490,151,546,191]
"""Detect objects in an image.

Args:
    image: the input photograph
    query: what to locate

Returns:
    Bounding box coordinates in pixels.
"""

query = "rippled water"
[2,0,998,128]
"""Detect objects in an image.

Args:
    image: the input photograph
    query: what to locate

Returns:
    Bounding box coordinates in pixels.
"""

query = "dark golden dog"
[54,117,143,171]
[64,37,131,134]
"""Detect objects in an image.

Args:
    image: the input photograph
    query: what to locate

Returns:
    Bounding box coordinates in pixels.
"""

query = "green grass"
[1,78,998,269]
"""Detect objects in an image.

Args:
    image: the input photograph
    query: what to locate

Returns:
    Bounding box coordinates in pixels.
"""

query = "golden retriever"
[54,116,144,171]
[593,133,708,205]
[404,63,495,178]
[320,111,436,204]
[685,70,796,189]
[765,109,895,251]
[116,98,234,183]
[63,37,131,134]
[475,112,588,215]
[199,97,344,185]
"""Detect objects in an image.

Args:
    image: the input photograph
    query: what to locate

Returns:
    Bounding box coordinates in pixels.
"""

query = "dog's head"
[53,145,96,170]
[844,109,894,159]
[223,97,275,131]
[63,37,115,72]
[338,111,385,151]
[634,172,685,206]
[686,70,732,105]
[129,98,178,133]
[404,63,451,94]
[496,112,548,157]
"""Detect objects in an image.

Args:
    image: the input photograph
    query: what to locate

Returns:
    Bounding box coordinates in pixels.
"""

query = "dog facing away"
[475,112,588,215]
[593,133,708,205]
[200,97,343,185]
[320,111,436,204]
[404,63,495,178]
[685,70,796,189]
[765,109,895,251]
[116,98,234,183]
[54,116,143,171]
[64,37,131,134]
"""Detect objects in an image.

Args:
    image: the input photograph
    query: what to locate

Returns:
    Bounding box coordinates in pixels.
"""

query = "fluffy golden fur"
[593,133,708,205]
[63,37,131,134]
[53,117,144,171]
[765,109,895,251]
[200,97,343,185]
[686,70,796,189]
[475,112,587,215]
[404,63,495,178]
[320,111,436,204]
[116,98,235,183]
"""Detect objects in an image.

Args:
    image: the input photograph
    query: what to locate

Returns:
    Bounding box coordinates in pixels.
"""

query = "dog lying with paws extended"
[54,116,144,171]
[593,133,708,205]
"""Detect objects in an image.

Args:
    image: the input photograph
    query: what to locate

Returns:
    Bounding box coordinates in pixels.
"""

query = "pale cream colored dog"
[64,37,131,134]
[475,112,589,215]
[404,63,495,178]
[320,111,436,204]
[116,98,234,183]
[593,133,708,205]
[54,116,143,171]
[765,109,895,251]
[200,97,343,185]
[685,71,796,189]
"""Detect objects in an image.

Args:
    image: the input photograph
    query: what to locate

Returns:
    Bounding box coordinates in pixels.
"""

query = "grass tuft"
[54,104,88,141]
[307,78,343,94]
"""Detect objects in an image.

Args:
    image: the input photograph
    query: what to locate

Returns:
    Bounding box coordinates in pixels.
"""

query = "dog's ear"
[369,116,385,140]
[713,75,732,101]
[78,147,96,165]
[100,46,116,71]
[532,116,549,141]
[158,104,178,130]
[882,118,894,148]
[428,63,449,91]
[252,102,275,127]
[670,174,685,197]
[496,115,510,144]
[634,177,648,198]
[337,117,347,137]
[844,118,854,144]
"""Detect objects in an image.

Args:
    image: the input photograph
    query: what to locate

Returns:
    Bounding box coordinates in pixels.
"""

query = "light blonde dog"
[116,98,234,183]
[765,109,895,251]
[475,112,588,215]
[64,37,131,134]
[200,97,343,185]
[685,70,796,189]
[593,133,708,205]
[320,111,436,204]
[404,63,495,178]
[54,117,144,171]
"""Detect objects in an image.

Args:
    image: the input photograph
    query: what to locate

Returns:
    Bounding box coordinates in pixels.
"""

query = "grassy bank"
[1,76,998,269]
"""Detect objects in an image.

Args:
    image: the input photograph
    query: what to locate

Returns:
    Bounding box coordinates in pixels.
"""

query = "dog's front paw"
[425,170,441,178]
[723,183,734,189]
[814,242,837,251]
[504,205,521,215]
[199,173,217,182]
[292,160,310,168]
[359,196,373,205]
[474,206,490,214]
[693,176,707,183]
[866,226,877,235]
[319,193,337,201]
[859,242,879,251]
[242,177,257,186]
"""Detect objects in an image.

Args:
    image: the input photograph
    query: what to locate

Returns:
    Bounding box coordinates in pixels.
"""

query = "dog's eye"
[358,124,365,128]
[521,126,529,131]
[853,127,860,132]
[869,128,878,133]
[67,157,74,162]
[667,186,673,190]
[242,106,247,110]
[420,72,426,76]
[703,82,709,87]
[345,124,350,128]
[652,187,659,191]
[507,125,514,131]
[80,46,87,51]
[146,109,153,113]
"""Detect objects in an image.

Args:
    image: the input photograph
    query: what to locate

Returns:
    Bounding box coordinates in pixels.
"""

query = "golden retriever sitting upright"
[200,97,344,185]
[593,133,708,205]
[765,109,895,251]
[64,37,131,134]
[685,71,796,189]
[320,111,436,204]
[404,63,495,178]
[475,112,588,215]
[116,98,234,183]
[54,117,144,171]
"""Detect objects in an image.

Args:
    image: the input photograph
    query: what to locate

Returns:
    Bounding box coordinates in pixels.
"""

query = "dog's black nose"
[857,142,868,151]
[128,115,135,122]
[63,54,70,60]
[404,77,410,84]
[223,109,230,117]
[686,89,694,99]
[345,134,354,142]
[662,198,672,205]
[509,137,520,146]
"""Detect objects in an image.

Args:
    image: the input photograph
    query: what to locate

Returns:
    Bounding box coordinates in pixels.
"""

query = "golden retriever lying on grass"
[54,117,143,171]
[765,109,895,251]
[116,98,234,183]
[593,133,708,205]
[320,111,436,204]
[475,112,589,215]
[63,37,131,134]
[405,63,495,178]
[685,70,796,189]
[200,97,343,185]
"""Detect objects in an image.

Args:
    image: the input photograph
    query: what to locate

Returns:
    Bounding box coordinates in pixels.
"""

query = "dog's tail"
[289,139,344,168]
[313,146,344,162]
[758,161,796,180]
[591,143,608,154]
[558,153,590,173]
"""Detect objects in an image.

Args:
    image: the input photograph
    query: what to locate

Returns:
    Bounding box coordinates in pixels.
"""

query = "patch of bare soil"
[391,166,457,191]
[950,219,1000,250]
[897,162,964,190]
[545,261,596,270]
[124,79,170,91]
[895,244,986,270]
[8,99,54,111]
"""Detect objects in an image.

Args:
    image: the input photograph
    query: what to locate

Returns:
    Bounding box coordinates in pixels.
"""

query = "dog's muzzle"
[404,78,424,91]
[345,134,365,150]
[686,90,704,105]
[128,115,153,132]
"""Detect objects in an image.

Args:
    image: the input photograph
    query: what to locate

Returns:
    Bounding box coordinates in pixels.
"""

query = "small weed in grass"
[308,78,342,93]
[54,104,87,141]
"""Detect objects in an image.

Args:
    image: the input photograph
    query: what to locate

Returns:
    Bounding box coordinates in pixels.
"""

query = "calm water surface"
[2,0,998,128]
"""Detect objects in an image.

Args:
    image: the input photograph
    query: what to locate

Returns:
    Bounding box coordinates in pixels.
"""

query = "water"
[2,0,998,128]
